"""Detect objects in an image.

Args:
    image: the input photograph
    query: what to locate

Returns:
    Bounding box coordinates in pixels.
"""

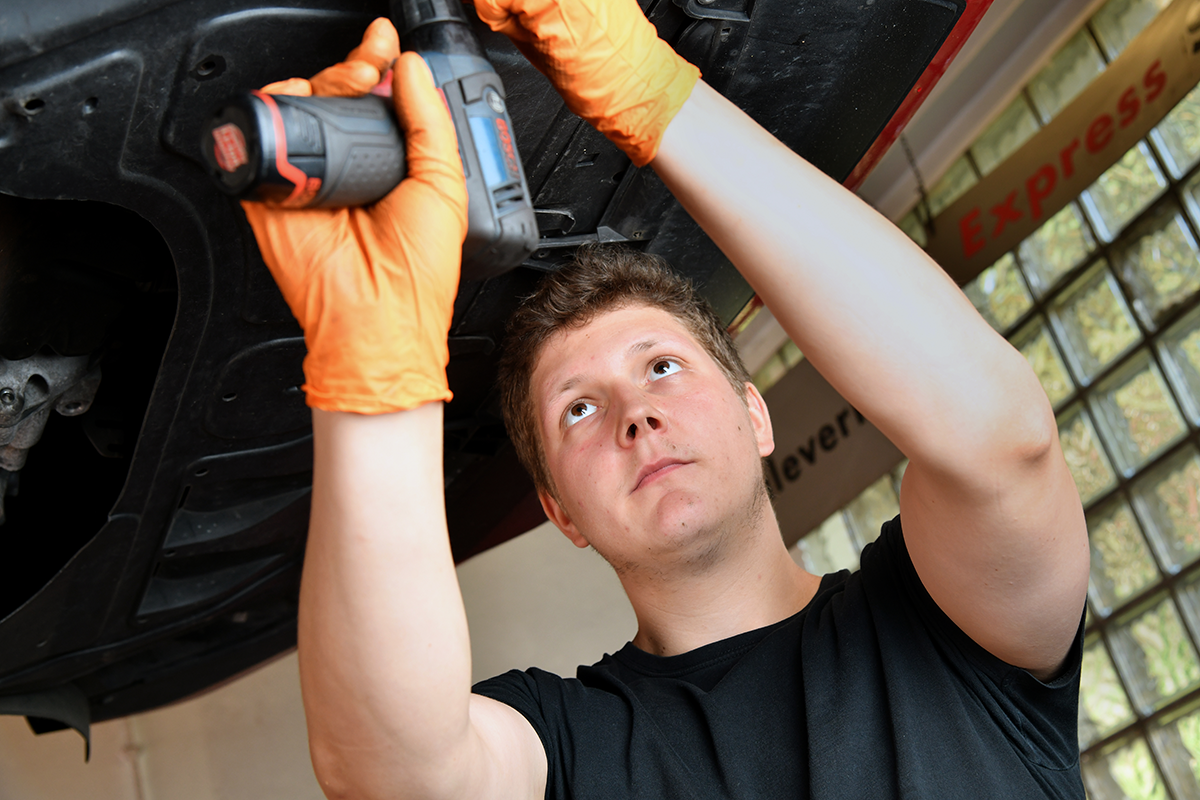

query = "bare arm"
[652,81,1089,678]
[244,22,547,800]
[300,405,546,800]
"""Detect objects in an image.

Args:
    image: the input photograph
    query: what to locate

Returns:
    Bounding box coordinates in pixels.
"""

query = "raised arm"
[242,22,544,800]
[302,407,543,800]
[651,82,1089,679]
[470,0,1089,679]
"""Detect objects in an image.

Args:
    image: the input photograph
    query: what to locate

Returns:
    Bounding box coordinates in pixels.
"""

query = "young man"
[243,3,1091,798]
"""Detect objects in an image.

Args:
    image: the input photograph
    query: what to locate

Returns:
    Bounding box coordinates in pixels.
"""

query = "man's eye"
[649,359,681,380]
[565,401,597,427]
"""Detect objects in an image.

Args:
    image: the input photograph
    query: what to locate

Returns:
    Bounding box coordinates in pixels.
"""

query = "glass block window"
[1152,83,1200,179]
[751,338,803,394]
[964,253,1033,334]
[1113,201,1200,329]
[1087,497,1160,613]
[843,473,900,546]
[1091,0,1172,61]
[1159,306,1200,424]
[792,470,902,575]
[1028,28,1108,122]
[1083,142,1169,242]
[971,95,1042,176]
[792,513,859,575]
[1015,316,1074,408]
[927,155,978,217]
[1091,350,1187,474]
[1132,446,1200,572]
[1059,402,1119,504]
[1083,734,1168,798]
[1081,635,1137,746]
[1050,261,1140,382]
[1149,702,1200,797]
[793,0,1200,788]
[1019,202,1097,295]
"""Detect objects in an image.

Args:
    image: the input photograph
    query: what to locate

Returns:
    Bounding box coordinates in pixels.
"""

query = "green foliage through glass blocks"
[1094,353,1186,473]
[1019,203,1096,296]
[1134,447,1200,572]
[1058,405,1118,503]
[843,474,899,547]
[971,95,1041,176]
[1084,143,1168,241]
[1028,28,1107,122]
[1053,262,1142,381]
[793,513,859,575]
[1153,81,1200,178]
[964,253,1032,332]
[1015,318,1074,407]
[1089,736,1167,800]
[1121,596,1200,707]
[1080,638,1136,747]
[1088,498,1160,612]
[1115,201,1200,328]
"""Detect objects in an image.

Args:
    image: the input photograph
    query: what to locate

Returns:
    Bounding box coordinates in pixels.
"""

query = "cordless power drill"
[199,0,538,282]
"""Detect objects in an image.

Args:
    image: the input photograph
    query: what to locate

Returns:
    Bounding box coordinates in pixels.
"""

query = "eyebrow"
[629,337,659,355]
[550,337,663,400]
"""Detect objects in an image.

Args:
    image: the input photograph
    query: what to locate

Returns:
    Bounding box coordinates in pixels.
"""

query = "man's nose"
[617,389,663,443]
[625,415,661,441]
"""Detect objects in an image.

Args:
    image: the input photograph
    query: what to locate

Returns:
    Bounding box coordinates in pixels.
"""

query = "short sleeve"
[860,515,1084,773]
[473,669,558,797]
[473,665,645,800]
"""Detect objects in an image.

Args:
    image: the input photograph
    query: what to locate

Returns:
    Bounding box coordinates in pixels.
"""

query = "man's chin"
[642,501,740,570]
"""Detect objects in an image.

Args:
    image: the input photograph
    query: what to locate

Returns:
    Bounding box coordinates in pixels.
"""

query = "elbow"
[1006,369,1059,466]
[978,350,1058,466]
[309,743,357,800]
[309,744,397,800]
[309,738,470,800]
[1005,394,1058,466]
[930,360,1058,480]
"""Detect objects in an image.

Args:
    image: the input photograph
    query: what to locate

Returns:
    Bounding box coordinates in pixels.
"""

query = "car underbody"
[0,0,983,741]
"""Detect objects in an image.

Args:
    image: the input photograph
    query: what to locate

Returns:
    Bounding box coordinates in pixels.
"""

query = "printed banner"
[762,359,903,546]
[924,0,1200,284]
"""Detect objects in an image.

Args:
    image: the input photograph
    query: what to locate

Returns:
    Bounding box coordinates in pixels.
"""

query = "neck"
[620,514,821,657]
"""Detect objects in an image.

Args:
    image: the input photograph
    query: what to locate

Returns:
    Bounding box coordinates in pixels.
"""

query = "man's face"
[530,303,775,575]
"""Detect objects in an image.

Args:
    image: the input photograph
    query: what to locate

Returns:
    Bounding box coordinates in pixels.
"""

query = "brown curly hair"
[497,245,752,497]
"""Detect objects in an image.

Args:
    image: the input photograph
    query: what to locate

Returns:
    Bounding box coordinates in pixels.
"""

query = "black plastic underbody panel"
[0,0,963,721]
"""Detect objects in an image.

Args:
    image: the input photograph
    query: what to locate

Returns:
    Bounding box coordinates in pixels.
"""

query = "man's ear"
[538,489,590,549]
[744,381,775,457]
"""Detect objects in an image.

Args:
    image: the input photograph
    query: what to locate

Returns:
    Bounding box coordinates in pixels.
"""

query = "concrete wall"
[0,521,636,800]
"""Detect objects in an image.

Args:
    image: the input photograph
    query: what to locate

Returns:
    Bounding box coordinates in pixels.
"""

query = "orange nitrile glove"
[241,18,468,414]
[471,0,700,166]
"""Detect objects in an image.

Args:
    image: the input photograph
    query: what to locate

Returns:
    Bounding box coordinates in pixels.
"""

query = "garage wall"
[0,521,635,800]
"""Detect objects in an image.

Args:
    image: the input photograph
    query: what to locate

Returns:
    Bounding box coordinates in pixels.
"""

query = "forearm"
[652,81,1053,470]
[300,405,473,800]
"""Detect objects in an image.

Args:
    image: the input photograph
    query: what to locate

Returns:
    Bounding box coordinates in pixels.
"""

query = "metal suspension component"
[0,354,101,523]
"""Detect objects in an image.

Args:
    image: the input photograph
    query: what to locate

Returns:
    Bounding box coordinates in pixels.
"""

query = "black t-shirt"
[473,516,1085,799]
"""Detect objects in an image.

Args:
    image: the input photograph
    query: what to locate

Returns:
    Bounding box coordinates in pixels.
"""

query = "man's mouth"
[633,458,689,492]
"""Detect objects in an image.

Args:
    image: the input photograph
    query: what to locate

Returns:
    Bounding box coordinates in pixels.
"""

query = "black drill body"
[200,0,539,281]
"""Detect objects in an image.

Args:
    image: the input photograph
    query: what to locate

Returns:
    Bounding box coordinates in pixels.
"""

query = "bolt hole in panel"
[190,54,225,80]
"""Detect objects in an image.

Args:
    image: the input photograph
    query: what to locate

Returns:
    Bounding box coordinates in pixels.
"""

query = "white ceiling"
[857,0,1112,219]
